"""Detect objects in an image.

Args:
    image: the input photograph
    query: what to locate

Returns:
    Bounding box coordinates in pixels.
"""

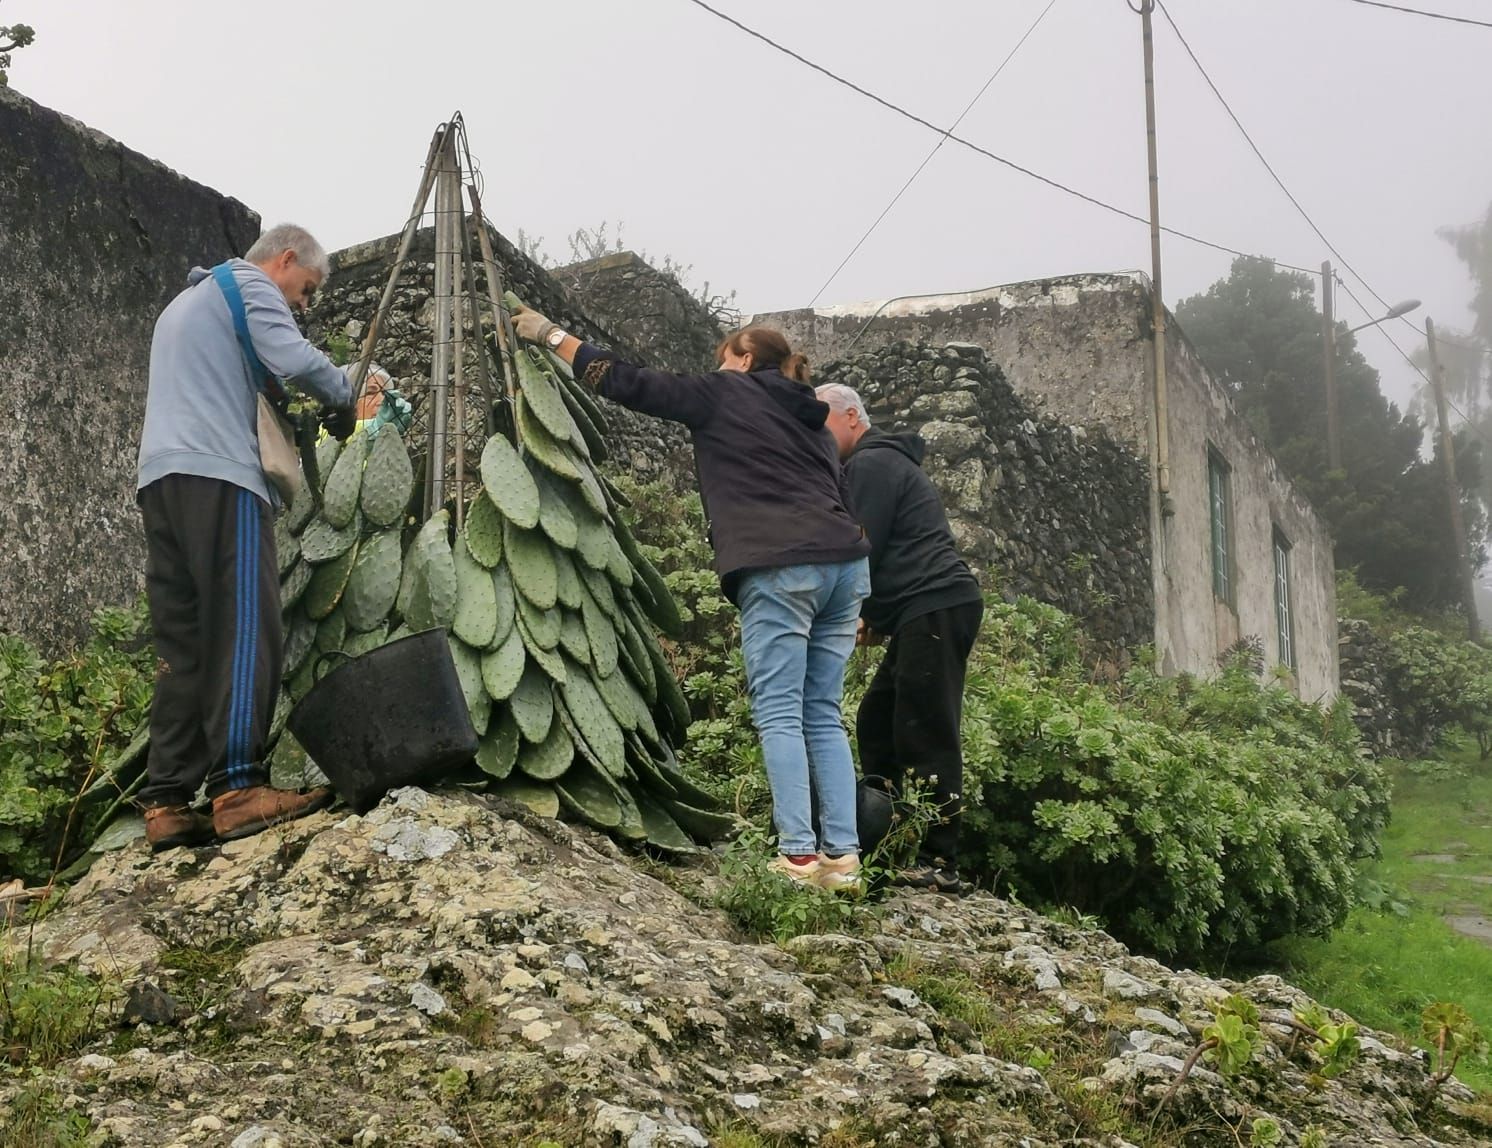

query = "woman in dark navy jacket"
[510,307,870,891]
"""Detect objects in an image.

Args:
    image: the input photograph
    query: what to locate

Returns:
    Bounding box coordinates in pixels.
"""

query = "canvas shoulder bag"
[211,262,300,505]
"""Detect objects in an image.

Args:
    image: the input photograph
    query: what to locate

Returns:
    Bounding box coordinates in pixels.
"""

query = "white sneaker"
[768,854,822,885]
[815,852,862,893]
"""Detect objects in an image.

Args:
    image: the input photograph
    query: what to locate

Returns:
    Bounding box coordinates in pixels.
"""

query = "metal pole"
[426,133,458,517]
[1426,317,1480,640]
[347,123,451,402]
[1140,0,1170,499]
[1322,261,1341,472]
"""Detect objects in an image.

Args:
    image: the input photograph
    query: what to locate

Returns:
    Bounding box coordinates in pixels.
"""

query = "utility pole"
[1140,0,1170,500]
[1321,261,1342,472]
[1426,317,1480,640]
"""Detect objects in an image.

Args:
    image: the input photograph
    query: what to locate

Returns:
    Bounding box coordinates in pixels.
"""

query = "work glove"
[321,404,357,443]
[510,304,556,344]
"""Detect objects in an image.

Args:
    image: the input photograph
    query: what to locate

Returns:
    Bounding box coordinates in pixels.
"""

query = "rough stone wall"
[757,274,1339,699]
[306,233,692,482]
[816,341,1153,661]
[1337,619,1399,757]
[552,251,726,374]
[0,87,260,652]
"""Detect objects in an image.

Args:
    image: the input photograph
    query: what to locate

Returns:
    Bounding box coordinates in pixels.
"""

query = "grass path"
[1266,744,1492,1089]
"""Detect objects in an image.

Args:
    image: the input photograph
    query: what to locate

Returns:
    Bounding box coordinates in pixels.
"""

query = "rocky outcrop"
[10,788,1488,1147]
[815,341,1153,664]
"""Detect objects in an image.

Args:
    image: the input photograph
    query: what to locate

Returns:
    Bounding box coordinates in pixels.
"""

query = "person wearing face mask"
[135,224,357,853]
[509,305,871,892]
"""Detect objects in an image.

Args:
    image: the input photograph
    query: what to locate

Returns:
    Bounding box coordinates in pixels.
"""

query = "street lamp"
[1343,298,1421,337]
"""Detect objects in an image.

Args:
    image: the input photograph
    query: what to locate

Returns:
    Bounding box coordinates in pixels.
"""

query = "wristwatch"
[545,325,568,350]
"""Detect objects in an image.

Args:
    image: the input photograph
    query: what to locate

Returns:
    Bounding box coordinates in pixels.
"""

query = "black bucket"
[286,628,479,813]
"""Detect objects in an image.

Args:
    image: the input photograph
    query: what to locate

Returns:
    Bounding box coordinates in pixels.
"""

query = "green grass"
[1267,743,1492,1089]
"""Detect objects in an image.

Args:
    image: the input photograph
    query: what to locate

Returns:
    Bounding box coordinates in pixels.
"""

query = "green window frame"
[1208,450,1234,606]
[1274,529,1295,670]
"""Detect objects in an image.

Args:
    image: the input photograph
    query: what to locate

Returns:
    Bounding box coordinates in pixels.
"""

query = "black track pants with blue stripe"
[138,474,283,807]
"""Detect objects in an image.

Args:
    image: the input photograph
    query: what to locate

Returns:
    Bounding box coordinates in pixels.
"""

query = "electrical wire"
[1335,276,1492,455]
[679,0,1322,276]
[1340,0,1492,30]
[806,0,1060,307]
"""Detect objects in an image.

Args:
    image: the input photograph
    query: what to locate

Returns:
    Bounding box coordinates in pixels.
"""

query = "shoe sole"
[215,790,336,842]
[148,832,214,854]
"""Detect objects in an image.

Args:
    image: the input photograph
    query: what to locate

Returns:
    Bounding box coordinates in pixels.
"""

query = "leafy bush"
[956,598,1388,962]
[0,604,154,883]
[1381,626,1492,757]
[617,477,1389,962]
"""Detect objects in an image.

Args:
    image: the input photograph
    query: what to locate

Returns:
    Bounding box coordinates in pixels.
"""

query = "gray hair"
[245,223,331,278]
[815,383,871,426]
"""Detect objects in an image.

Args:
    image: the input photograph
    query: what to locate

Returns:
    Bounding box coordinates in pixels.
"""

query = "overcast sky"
[13,0,1491,410]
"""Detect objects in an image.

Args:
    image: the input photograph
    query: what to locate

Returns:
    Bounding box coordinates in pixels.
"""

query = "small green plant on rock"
[0,945,115,1067]
[716,826,865,943]
[1248,1116,1283,1147]
[1160,995,1261,1110]
[1422,1001,1488,1090]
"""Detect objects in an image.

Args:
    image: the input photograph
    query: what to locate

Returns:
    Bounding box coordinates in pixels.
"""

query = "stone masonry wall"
[816,341,1153,660]
[553,251,727,375]
[759,275,1339,699]
[306,233,693,482]
[0,87,260,652]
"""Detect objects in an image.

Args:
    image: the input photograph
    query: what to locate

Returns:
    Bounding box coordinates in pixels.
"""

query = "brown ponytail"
[715,326,811,384]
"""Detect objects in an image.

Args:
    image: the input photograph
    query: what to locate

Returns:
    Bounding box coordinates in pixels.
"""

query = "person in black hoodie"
[509,307,871,892]
[817,383,984,894]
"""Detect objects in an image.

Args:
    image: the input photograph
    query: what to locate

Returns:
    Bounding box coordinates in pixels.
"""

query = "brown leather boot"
[212,786,335,842]
[144,805,215,853]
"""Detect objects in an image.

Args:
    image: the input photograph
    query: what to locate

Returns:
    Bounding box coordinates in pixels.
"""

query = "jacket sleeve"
[845,451,899,583]
[241,274,353,408]
[574,342,718,430]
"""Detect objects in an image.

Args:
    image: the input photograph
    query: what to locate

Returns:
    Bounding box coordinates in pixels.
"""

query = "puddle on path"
[1446,914,1492,944]
[1412,853,1459,864]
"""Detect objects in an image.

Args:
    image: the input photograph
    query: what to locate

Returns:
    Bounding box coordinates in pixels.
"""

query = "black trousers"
[857,601,983,867]
[138,475,282,806]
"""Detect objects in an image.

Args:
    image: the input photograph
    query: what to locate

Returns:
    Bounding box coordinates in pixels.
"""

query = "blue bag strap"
[212,262,287,403]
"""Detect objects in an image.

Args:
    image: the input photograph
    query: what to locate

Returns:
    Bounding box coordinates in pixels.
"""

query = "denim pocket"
[767,563,826,597]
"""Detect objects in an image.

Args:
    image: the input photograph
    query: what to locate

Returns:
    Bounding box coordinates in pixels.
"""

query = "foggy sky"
[12,0,1492,413]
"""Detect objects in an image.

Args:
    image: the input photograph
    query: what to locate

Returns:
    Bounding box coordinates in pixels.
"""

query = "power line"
[1341,0,1492,30]
[1155,3,1414,321]
[806,0,1061,307]
[679,0,1322,276]
[1156,2,1492,363]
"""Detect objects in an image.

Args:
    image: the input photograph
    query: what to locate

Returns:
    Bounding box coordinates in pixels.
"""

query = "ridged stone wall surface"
[815,340,1154,662]
[0,87,260,652]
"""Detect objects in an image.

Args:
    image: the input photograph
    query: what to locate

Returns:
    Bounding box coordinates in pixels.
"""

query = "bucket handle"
[313,650,355,683]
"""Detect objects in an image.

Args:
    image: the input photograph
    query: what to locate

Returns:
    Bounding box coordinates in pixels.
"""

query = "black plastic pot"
[286,628,478,813]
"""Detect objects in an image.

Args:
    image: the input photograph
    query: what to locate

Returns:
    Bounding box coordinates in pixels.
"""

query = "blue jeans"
[737,558,871,857]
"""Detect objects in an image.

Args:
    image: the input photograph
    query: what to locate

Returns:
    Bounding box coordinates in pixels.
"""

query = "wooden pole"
[1140,0,1170,500]
[426,132,459,517]
[1426,318,1480,640]
[347,123,450,404]
[1322,261,1342,472]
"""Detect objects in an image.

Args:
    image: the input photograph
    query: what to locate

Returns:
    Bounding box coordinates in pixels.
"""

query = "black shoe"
[890,865,964,895]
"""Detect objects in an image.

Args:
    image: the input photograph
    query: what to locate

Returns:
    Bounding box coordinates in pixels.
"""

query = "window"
[1274,529,1295,670]
[1208,451,1234,605]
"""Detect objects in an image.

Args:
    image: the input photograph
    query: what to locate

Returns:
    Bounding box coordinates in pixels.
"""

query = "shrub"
[1381,626,1492,756]
[0,603,154,883]
[959,598,1388,962]
[617,477,1389,963]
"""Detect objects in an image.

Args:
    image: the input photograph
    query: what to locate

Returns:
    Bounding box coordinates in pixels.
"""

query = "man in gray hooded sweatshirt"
[136,223,355,851]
